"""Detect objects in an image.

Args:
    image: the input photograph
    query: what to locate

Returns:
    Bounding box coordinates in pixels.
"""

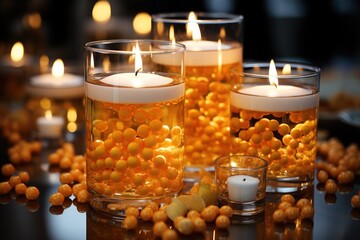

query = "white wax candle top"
[231,85,319,112]
[180,40,231,51]
[87,73,184,104]
[240,85,311,97]
[100,72,172,87]
[36,116,64,138]
[31,73,83,88]
[227,175,259,203]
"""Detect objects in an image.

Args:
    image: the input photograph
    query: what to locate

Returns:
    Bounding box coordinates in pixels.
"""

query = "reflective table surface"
[0,118,360,240]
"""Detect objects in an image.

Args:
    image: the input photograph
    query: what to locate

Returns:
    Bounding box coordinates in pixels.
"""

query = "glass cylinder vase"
[84,39,185,216]
[152,12,244,179]
[230,61,320,193]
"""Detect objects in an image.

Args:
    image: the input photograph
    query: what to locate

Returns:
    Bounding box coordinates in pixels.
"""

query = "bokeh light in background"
[92,0,111,23]
[24,13,42,29]
[133,12,152,35]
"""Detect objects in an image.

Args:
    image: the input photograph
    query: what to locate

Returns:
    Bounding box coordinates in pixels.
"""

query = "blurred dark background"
[1,0,359,69]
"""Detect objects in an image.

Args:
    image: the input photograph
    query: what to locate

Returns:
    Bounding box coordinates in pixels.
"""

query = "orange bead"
[1,163,15,177]
[0,181,12,195]
[49,192,65,206]
[25,186,40,200]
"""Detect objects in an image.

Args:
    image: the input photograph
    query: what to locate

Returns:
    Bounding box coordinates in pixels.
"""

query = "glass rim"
[214,155,268,171]
[233,61,321,79]
[152,12,244,24]
[84,39,186,55]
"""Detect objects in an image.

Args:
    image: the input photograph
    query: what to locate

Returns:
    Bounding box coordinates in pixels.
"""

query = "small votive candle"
[227,175,259,203]
[215,155,268,216]
[36,110,64,138]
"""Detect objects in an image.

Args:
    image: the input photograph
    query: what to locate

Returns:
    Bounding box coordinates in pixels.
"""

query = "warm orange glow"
[186,11,197,37]
[169,25,176,44]
[10,42,24,63]
[67,122,78,132]
[219,27,226,39]
[67,107,77,122]
[282,64,291,74]
[103,56,110,72]
[92,0,111,23]
[40,98,51,109]
[269,59,278,87]
[217,39,222,74]
[39,55,49,73]
[45,110,53,119]
[52,59,64,77]
[27,13,42,29]
[156,21,164,37]
[133,12,151,35]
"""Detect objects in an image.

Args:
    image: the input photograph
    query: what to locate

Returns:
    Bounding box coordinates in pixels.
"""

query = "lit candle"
[227,175,259,202]
[36,110,64,138]
[86,43,184,104]
[231,60,320,112]
[27,59,84,98]
[180,14,241,67]
[2,42,34,67]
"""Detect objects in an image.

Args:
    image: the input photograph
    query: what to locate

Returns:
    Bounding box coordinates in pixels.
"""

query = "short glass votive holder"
[230,61,320,193]
[84,39,185,217]
[214,155,268,216]
[152,12,243,176]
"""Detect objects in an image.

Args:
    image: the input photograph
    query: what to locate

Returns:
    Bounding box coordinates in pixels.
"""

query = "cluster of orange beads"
[7,140,42,164]
[122,201,233,240]
[48,143,88,206]
[0,117,25,144]
[184,75,232,166]
[87,103,184,199]
[317,138,359,207]
[230,109,317,180]
[0,163,40,201]
[272,194,314,223]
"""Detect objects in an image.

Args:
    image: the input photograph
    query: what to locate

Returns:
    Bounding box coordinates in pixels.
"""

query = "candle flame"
[269,59,278,87]
[217,39,222,74]
[134,43,142,74]
[190,22,201,41]
[186,11,201,41]
[186,11,197,37]
[52,59,64,78]
[282,64,291,74]
[92,0,111,23]
[10,42,24,63]
[169,25,176,44]
[45,110,52,119]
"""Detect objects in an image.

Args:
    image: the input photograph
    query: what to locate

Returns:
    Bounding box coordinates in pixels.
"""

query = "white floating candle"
[231,85,319,112]
[36,111,64,138]
[86,73,184,104]
[28,59,84,98]
[181,40,242,67]
[227,175,259,202]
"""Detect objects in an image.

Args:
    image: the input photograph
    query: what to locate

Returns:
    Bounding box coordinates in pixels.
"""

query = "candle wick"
[271,82,278,89]
[243,178,246,181]
[135,68,142,76]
